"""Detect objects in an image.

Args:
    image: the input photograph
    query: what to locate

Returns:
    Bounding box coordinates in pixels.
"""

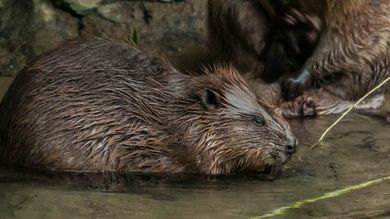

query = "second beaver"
[0,38,297,175]
[208,0,389,117]
[207,0,321,82]
[279,0,390,116]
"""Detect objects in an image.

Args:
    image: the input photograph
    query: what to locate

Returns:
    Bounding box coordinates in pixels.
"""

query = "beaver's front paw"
[281,8,321,44]
[298,98,317,118]
[276,6,321,58]
[280,96,317,119]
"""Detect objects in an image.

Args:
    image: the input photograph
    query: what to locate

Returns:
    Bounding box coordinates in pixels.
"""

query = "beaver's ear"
[201,89,221,109]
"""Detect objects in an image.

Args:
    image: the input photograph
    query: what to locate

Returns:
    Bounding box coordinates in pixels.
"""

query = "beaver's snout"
[284,134,298,155]
[269,129,297,166]
[276,130,297,159]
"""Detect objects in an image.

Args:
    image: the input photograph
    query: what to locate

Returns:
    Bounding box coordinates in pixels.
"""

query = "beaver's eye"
[253,115,265,126]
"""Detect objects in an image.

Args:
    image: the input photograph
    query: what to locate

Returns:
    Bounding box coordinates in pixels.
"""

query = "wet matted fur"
[0,38,297,175]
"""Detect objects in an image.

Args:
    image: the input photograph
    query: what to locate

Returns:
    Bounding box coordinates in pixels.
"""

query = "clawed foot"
[281,8,321,44]
[277,5,320,99]
[280,96,317,119]
[275,4,321,59]
[264,1,320,87]
[298,98,316,117]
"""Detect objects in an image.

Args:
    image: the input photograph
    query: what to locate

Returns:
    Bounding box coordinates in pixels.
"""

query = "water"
[0,76,389,219]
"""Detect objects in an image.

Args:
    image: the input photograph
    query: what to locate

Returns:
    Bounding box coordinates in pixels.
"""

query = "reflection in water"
[0,77,389,219]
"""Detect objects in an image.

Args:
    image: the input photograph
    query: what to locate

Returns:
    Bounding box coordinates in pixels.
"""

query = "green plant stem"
[250,175,390,219]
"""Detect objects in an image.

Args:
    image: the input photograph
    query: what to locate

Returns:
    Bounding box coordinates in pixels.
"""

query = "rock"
[0,0,79,76]
[0,76,13,100]
[0,0,207,76]
[65,0,102,13]
[83,1,207,54]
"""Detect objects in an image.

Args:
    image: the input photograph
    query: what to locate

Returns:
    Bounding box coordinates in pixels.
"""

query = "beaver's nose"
[285,134,298,155]
[285,144,296,155]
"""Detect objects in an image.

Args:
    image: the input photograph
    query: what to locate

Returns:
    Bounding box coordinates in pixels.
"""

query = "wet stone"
[0,0,79,76]
[82,1,208,54]
[0,0,208,76]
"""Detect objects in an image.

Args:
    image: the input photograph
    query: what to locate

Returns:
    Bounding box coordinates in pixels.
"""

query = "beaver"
[207,0,321,83]
[281,0,390,116]
[208,0,389,117]
[0,38,297,175]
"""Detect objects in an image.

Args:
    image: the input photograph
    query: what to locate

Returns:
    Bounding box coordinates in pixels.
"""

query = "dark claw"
[299,99,317,118]
[288,8,306,24]
[305,15,321,32]
[305,32,317,44]
[280,7,321,31]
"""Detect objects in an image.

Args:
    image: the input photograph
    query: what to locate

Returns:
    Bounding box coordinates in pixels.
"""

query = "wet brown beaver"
[0,38,297,175]
[209,0,389,117]
[207,0,325,117]
[207,0,321,83]
[282,0,390,116]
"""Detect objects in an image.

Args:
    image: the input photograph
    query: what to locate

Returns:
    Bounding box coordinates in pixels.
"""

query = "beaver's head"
[170,67,297,175]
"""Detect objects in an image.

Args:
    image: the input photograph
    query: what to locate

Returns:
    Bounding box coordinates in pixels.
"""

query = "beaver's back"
[0,38,179,171]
